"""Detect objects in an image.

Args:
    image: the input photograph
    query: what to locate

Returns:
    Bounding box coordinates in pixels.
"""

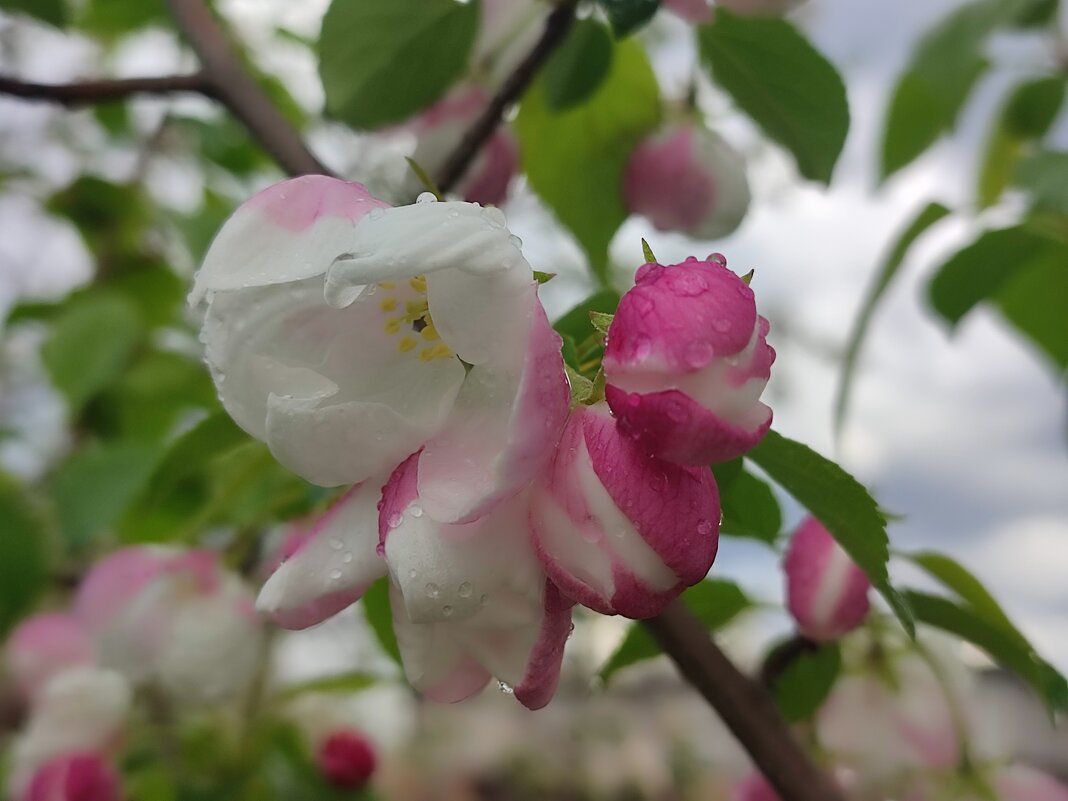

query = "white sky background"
[0,0,1065,669]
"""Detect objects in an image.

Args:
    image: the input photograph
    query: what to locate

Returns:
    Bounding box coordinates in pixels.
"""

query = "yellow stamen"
[420,322,440,342]
[398,336,418,353]
[418,348,436,362]
[405,300,429,319]
[409,276,427,292]
[379,298,397,312]
[384,318,402,335]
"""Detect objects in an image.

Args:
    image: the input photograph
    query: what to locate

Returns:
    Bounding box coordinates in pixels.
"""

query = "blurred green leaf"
[174,117,273,178]
[75,0,167,34]
[1013,0,1060,26]
[0,0,67,27]
[601,580,751,680]
[994,248,1068,370]
[772,641,841,722]
[318,0,479,130]
[0,473,50,637]
[50,441,159,553]
[553,290,621,342]
[699,11,848,184]
[904,589,1067,715]
[835,201,951,435]
[906,551,1018,638]
[139,412,248,508]
[362,578,401,665]
[544,19,614,110]
[278,671,377,699]
[41,292,143,414]
[47,176,152,257]
[978,78,1066,207]
[598,0,660,38]
[1015,150,1068,214]
[103,351,217,441]
[714,464,781,543]
[747,430,914,635]
[881,0,1024,179]
[517,38,661,283]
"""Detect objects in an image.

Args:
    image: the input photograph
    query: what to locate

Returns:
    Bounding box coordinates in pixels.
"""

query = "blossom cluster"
[191,175,776,709]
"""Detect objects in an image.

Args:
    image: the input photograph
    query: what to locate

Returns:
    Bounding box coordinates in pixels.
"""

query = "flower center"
[377,276,454,363]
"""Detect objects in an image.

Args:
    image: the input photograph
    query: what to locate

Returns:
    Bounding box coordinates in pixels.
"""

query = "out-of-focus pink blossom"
[623,124,750,240]
[73,547,263,703]
[529,403,720,619]
[603,256,774,465]
[784,517,870,642]
[731,772,781,801]
[4,614,94,702]
[993,764,1068,801]
[404,87,519,206]
[22,753,121,801]
[317,729,377,790]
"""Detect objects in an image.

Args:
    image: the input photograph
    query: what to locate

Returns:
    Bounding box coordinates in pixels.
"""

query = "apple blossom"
[529,403,720,618]
[73,547,263,703]
[4,613,94,702]
[22,753,121,801]
[784,517,871,642]
[623,124,750,240]
[603,256,774,465]
[402,86,519,206]
[6,668,130,800]
[316,729,377,790]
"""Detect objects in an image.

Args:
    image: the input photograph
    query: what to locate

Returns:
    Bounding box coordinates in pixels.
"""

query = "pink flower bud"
[784,517,870,642]
[529,404,720,619]
[405,87,519,206]
[4,614,94,702]
[23,754,120,801]
[603,257,774,465]
[623,124,750,240]
[317,729,377,790]
[731,773,781,801]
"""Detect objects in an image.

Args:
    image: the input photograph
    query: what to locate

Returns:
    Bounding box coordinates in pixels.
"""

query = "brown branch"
[760,634,819,689]
[0,73,216,106]
[436,0,578,194]
[644,602,847,801]
[164,0,330,178]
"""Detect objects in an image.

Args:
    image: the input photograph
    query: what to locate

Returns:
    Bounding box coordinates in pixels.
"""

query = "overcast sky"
[1,0,1065,669]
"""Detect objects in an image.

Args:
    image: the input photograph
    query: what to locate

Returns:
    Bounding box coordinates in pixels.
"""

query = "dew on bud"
[708,252,727,267]
[497,680,514,694]
[458,582,473,598]
[442,605,453,617]
[697,520,714,537]
[387,512,404,529]
[684,340,715,368]
[329,569,343,581]
[329,538,343,551]
[342,551,354,564]
[425,583,440,599]
[408,504,423,519]
[415,192,438,204]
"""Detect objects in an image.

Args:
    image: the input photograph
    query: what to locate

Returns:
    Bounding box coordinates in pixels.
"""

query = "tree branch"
[644,602,847,801]
[0,73,216,106]
[164,0,330,178]
[436,0,578,194]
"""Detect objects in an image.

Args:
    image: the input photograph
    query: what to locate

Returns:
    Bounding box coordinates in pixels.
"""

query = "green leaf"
[598,0,660,38]
[835,201,951,434]
[601,580,751,680]
[589,310,614,336]
[1015,150,1068,214]
[140,412,249,508]
[75,0,167,34]
[927,225,1065,326]
[41,292,143,414]
[46,176,152,257]
[362,578,401,665]
[0,473,50,637]
[517,38,661,283]
[318,0,479,130]
[50,441,160,553]
[565,364,595,405]
[747,430,913,635]
[278,671,377,699]
[881,0,1023,179]
[0,0,67,27]
[772,641,842,722]
[715,466,781,544]
[544,19,614,111]
[641,238,657,264]
[553,290,621,342]
[905,551,1019,640]
[904,590,1067,715]
[993,245,1068,369]
[978,77,1066,207]
[533,270,557,284]
[699,11,848,184]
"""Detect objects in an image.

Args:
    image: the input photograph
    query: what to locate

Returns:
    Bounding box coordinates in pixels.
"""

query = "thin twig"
[436,0,578,194]
[0,73,215,106]
[165,0,330,178]
[644,602,847,801]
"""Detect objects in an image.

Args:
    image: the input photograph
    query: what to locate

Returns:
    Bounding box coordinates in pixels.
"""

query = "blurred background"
[1,0,1066,799]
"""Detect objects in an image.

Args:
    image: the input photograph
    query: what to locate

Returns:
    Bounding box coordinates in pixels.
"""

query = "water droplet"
[442,605,453,617]
[329,538,343,551]
[425,583,440,599]
[567,622,576,640]
[697,520,715,537]
[458,582,473,598]
[342,551,354,563]
[408,504,423,518]
[329,568,342,581]
[651,472,668,492]
[684,255,698,262]
[684,340,714,368]
[707,252,727,267]
[497,680,514,695]
[667,400,688,424]
[581,526,603,544]
[415,192,438,204]
[482,207,506,228]
[408,568,418,579]
[479,594,489,606]
[633,335,652,360]
[387,512,403,529]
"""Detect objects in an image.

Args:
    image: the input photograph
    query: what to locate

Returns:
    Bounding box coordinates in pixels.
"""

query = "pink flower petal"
[5,614,94,702]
